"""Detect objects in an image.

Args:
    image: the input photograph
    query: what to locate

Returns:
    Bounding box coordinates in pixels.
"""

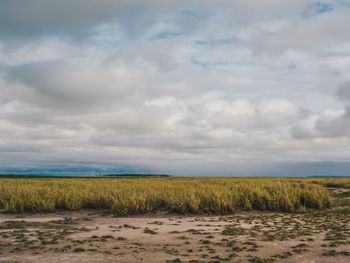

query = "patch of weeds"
[73,247,85,252]
[272,251,293,259]
[292,243,308,254]
[176,236,189,240]
[186,229,203,234]
[322,250,337,256]
[51,217,77,225]
[247,256,275,263]
[323,250,350,256]
[221,226,245,236]
[166,259,182,263]
[122,224,140,229]
[148,221,164,225]
[101,235,114,239]
[143,228,158,235]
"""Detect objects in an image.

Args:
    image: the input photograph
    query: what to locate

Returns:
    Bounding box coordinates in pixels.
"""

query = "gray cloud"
[5,60,125,110]
[0,0,148,39]
[0,0,315,40]
[336,81,350,103]
[291,81,350,138]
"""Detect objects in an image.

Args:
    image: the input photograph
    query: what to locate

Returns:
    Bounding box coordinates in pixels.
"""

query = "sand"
[0,208,349,263]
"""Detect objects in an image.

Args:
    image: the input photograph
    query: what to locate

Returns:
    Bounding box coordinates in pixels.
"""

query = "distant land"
[0,167,157,177]
[103,174,170,177]
[0,174,349,178]
[309,175,350,178]
[0,173,171,178]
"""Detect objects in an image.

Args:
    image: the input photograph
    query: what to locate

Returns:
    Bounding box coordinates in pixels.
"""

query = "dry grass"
[0,177,340,214]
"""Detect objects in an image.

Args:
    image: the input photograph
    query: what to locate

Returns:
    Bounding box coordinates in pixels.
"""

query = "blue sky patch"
[302,2,335,17]
[180,9,195,16]
[151,31,184,41]
[316,2,334,13]
[194,37,239,48]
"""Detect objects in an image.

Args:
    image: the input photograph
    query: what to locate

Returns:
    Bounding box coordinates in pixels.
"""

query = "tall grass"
[0,178,336,214]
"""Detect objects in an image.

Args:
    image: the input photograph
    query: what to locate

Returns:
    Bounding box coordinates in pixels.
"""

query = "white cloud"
[0,0,350,175]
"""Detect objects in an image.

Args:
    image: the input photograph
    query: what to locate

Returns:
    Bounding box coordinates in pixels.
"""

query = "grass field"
[1,177,346,214]
[0,177,349,262]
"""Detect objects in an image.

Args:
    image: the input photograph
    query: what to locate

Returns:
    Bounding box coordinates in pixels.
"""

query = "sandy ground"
[0,207,349,263]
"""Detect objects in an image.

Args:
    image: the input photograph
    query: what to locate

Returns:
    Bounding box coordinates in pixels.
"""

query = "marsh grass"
[0,178,338,214]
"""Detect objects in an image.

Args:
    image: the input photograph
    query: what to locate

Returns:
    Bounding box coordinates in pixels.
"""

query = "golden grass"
[0,177,342,214]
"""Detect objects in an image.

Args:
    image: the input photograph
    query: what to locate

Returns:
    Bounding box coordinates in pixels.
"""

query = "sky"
[1,0,350,176]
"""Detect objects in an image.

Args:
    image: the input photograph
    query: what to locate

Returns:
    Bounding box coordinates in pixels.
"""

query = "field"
[0,177,338,214]
[0,177,349,262]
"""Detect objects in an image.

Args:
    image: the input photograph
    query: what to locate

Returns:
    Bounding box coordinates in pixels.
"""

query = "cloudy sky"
[1,0,350,176]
